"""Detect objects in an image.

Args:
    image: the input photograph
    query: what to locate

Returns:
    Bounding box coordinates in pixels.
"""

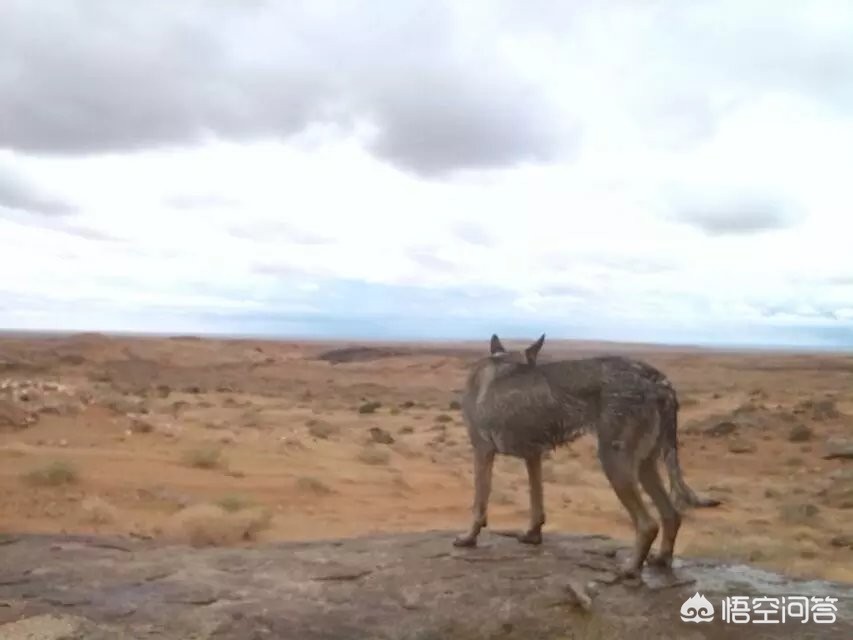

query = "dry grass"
[129,417,154,434]
[215,494,255,513]
[369,427,395,444]
[357,445,391,466]
[166,503,273,547]
[306,419,339,439]
[682,531,810,566]
[295,476,334,495]
[391,441,421,459]
[22,460,79,487]
[80,496,118,524]
[778,502,820,526]
[788,424,812,442]
[358,401,381,414]
[182,446,225,470]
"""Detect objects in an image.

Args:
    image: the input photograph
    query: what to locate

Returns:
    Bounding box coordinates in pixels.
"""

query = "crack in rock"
[311,570,373,582]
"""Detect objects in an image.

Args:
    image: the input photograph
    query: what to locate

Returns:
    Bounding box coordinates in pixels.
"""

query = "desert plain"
[1,331,852,585]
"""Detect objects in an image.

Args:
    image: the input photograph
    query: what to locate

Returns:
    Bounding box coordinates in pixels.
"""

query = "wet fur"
[454,335,718,577]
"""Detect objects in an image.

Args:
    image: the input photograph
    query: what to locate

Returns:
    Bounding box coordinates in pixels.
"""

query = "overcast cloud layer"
[2,0,853,347]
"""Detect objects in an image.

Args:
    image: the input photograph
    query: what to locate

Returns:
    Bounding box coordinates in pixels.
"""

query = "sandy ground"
[1,333,851,583]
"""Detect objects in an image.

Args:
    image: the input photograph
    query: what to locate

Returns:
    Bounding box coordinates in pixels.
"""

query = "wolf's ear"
[525,334,545,365]
[490,334,506,355]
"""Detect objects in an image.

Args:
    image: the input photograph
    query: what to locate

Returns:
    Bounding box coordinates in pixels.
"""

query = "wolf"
[453,334,719,578]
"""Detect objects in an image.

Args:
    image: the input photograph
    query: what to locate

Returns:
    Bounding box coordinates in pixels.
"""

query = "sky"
[2,0,853,347]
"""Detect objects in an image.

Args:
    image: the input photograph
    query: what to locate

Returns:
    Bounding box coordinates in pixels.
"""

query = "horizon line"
[2,326,853,355]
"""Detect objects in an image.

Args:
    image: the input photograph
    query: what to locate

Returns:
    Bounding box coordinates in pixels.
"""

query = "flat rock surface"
[1,531,851,639]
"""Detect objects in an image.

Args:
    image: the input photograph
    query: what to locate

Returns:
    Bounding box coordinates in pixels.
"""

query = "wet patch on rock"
[0,531,851,639]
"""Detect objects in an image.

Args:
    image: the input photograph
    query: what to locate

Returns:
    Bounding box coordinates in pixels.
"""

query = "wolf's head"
[462,333,548,420]
[472,333,546,380]
[490,333,544,364]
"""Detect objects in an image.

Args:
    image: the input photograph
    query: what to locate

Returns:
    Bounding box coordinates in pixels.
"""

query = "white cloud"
[1,1,853,344]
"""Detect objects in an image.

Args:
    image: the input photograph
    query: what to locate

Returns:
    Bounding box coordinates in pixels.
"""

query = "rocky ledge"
[1,531,851,639]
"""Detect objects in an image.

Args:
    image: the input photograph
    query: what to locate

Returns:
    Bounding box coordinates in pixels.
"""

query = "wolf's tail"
[659,387,721,509]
